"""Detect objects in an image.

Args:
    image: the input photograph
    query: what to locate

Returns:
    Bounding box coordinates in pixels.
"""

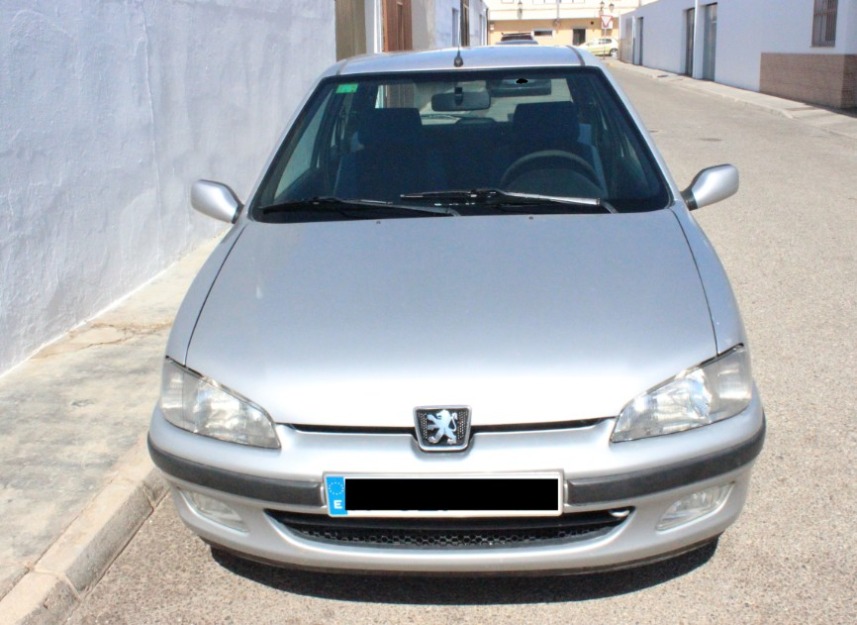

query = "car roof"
[330,46,587,77]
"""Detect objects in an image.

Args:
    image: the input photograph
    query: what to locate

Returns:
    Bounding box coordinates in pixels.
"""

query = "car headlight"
[612,346,752,443]
[159,359,280,449]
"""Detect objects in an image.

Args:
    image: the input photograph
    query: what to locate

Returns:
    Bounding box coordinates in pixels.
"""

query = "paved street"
[67,64,856,624]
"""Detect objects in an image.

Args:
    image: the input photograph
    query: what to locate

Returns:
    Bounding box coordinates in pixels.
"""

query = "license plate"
[324,474,562,517]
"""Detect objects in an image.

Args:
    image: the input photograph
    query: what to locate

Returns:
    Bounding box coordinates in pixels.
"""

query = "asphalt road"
[67,65,857,625]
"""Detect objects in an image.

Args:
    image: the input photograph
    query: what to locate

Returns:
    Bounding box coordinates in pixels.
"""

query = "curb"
[0,436,166,625]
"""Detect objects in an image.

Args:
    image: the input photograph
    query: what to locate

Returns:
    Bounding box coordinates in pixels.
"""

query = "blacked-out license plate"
[324,474,562,517]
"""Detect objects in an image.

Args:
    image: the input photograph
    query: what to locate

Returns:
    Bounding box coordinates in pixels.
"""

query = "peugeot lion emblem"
[414,406,471,452]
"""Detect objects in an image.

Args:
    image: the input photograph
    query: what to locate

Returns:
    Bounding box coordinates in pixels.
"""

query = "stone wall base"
[760,53,857,109]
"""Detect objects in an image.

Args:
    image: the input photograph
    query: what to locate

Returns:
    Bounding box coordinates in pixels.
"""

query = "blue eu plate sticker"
[326,476,347,516]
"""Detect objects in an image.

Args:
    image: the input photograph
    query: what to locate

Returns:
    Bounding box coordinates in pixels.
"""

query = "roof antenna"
[454,47,463,68]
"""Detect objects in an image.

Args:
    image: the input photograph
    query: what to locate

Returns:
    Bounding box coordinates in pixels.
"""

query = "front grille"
[288,419,605,435]
[266,510,628,549]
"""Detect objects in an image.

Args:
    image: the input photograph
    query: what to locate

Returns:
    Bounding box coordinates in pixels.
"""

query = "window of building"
[534,29,554,38]
[452,8,460,46]
[812,0,838,47]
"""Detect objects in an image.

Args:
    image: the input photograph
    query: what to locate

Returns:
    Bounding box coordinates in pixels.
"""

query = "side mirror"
[191,180,242,223]
[681,164,739,210]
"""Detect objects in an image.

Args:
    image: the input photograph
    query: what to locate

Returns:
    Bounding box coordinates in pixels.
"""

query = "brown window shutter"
[383,0,412,51]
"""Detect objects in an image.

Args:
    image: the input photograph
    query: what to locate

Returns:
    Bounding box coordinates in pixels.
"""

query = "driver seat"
[510,102,606,191]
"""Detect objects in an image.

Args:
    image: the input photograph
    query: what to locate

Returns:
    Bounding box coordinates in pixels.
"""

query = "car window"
[252,68,670,220]
[273,89,335,198]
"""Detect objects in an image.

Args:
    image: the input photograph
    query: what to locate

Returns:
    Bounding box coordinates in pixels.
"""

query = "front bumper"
[148,395,765,573]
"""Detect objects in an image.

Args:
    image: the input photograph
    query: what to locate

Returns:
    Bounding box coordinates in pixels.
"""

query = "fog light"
[181,490,247,532]
[657,484,732,531]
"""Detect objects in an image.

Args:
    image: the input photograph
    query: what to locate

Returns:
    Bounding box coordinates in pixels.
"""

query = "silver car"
[148,46,765,574]
[579,37,619,57]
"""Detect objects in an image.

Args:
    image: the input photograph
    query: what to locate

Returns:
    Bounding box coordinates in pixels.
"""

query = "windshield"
[252,68,669,222]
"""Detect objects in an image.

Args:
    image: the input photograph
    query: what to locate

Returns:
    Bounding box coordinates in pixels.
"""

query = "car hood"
[185,212,716,427]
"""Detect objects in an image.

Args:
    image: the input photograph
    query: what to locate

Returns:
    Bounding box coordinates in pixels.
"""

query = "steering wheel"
[500,149,602,192]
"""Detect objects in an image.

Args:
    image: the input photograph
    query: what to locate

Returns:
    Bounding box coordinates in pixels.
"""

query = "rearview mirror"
[191,180,242,223]
[681,165,739,210]
[432,89,490,112]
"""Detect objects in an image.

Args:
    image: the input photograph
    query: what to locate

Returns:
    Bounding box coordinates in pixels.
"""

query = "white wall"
[366,0,384,54]
[715,0,813,90]
[628,0,857,91]
[841,0,857,53]
[629,0,692,74]
[432,0,488,48]
[0,0,335,375]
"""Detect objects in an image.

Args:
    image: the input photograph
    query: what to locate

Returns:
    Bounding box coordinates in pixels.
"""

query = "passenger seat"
[334,108,446,202]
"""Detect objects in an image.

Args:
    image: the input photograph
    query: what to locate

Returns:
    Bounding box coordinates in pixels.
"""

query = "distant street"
[68,63,857,625]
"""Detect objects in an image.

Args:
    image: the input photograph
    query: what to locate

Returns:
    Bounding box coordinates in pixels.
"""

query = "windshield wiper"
[259,197,459,221]
[400,189,616,214]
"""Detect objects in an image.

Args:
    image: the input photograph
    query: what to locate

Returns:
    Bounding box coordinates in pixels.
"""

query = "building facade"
[336,0,490,59]
[623,0,857,109]
[485,0,657,47]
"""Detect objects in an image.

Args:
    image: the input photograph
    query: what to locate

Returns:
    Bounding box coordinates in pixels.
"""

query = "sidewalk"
[0,237,220,625]
[606,60,857,140]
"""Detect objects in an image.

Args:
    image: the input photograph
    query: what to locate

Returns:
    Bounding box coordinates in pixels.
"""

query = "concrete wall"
[847,2,857,54]
[716,1,803,89]
[428,0,489,49]
[0,0,335,375]
[624,0,690,73]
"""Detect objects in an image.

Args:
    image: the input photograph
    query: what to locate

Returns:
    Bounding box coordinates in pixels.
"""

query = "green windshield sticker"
[336,83,358,94]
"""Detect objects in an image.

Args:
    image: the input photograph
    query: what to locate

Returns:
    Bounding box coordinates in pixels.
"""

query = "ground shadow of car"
[209,540,718,604]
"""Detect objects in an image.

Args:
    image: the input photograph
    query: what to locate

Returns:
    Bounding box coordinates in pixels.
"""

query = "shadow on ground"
[211,540,717,605]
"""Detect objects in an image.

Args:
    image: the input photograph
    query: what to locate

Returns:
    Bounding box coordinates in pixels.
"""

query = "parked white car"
[580,37,619,57]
